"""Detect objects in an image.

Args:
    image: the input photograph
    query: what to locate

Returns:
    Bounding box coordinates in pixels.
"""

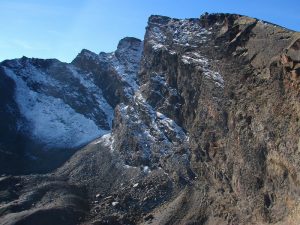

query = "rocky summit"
[0,13,300,225]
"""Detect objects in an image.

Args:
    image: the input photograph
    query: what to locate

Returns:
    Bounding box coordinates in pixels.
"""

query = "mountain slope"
[0,13,300,225]
[0,37,142,174]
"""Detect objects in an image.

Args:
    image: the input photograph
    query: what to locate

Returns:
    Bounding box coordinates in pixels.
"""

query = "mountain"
[0,13,300,225]
[0,37,142,174]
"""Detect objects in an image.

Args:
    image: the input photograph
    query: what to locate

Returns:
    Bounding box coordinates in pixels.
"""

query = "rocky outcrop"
[0,13,300,225]
[0,37,142,175]
[137,13,300,225]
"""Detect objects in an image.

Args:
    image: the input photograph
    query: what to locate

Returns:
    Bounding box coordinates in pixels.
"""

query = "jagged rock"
[1,13,300,225]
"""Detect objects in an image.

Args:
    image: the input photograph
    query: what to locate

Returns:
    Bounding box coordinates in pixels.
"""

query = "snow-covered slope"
[2,59,110,149]
[0,38,143,173]
[3,64,105,149]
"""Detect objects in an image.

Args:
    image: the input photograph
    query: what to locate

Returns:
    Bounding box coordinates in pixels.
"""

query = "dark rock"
[1,12,300,225]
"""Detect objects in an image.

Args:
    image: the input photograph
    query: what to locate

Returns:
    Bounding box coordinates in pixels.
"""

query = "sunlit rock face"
[1,13,300,225]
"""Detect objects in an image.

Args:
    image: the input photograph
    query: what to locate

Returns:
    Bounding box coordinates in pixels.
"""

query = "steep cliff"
[0,13,300,225]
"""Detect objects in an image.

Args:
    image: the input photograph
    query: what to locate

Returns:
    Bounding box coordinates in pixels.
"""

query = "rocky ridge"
[0,13,300,225]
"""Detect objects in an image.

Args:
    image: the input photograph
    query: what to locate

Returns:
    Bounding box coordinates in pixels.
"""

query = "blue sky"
[0,0,299,62]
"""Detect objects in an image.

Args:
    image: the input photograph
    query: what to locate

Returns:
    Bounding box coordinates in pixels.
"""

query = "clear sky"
[0,0,299,63]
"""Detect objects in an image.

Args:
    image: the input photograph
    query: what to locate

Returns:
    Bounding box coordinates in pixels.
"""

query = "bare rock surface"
[0,13,300,225]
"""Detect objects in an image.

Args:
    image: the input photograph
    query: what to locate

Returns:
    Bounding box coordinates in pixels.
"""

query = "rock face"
[0,37,142,174]
[0,13,300,225]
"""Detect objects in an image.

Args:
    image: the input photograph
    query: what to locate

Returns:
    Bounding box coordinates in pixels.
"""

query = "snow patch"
[148,18,212,54]
[143,166,151,173]
[181,53,224,87]
[112,202,119,206]
[117,88,189,160]
[93,133,114,151]
[4,67,107,149]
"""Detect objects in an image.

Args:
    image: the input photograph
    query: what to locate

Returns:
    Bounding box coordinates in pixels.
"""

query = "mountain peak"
[115,37,143,67]
[148,15,174,25]
[76,48,98,60]
[1,13,300,225]
[117,37,142,49]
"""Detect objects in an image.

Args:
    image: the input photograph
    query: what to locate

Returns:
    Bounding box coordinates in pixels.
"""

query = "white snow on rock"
[83,40,143,99]
[258,20,277,28]
[124,164,138,169]
[181,52,224,87]
[4,66,107,149]
[117,88,189,159]
[148,18,212,51]
[112,41,143,96]
[156,111,186,139]
[110,53,139,92]
[135,90,188,144]
[172,19,211,46]
[151,43,168,51]
[67,65,114,127]
[143,166,151,173]
[92,133,114,151]
[5,59,61,88]
[112,202,119,206]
